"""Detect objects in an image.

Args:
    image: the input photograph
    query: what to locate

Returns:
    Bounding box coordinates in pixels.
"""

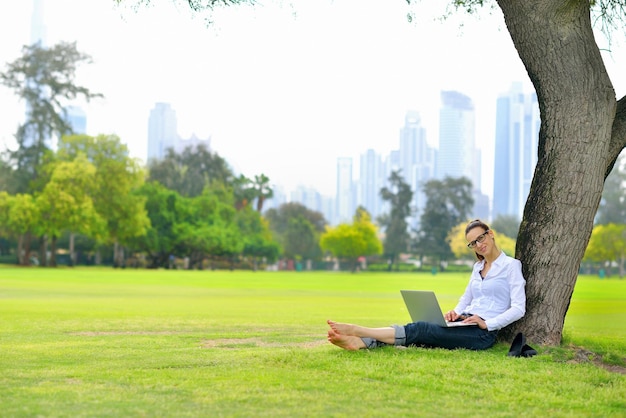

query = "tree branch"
[607,94,626,177]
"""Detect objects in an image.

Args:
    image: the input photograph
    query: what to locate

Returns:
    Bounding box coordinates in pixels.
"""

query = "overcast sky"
[1,0,624,198]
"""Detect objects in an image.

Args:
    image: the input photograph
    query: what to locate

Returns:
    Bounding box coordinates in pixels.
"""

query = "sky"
[0,0,625,198]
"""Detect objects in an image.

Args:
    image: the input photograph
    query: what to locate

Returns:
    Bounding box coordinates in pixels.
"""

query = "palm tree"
[253,174,273,212]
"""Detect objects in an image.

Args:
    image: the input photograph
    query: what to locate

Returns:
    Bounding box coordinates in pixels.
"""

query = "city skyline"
[1,1,625,200]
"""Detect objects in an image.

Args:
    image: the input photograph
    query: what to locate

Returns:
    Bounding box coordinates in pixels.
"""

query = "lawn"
[0,267,624,417]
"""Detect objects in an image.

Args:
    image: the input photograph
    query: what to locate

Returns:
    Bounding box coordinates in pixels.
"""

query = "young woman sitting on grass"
[327,219,526,351]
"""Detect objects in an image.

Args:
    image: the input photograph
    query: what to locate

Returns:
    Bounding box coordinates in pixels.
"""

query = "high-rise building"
[492,83,540,220]
[336,157,354,224]
[23,0,49,149]
[263,185,288,212]
[437,91,480,191]
[176,133,211,154]
[291,186,322,213]
[147,103,179,162]
[398,111,436,226]
[436,91,485,220]
[30,0,46,46]
[359,149,384,219]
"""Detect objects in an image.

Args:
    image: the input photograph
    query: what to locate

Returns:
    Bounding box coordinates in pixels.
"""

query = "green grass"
[0,268,624,417]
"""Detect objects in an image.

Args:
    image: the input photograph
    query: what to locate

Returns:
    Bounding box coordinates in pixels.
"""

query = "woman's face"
[466,227,492,255]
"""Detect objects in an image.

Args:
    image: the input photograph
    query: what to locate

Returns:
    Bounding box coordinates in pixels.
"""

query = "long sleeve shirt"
[453,251,526,331]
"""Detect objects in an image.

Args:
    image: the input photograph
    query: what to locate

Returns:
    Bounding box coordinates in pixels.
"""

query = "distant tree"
[265,202,327,234]
[0,192,14,259]
[1,42,101,263]
[35,155,104,266]
[379,170,412,271]
[0,41,102,194]
[583,223,626,277]
[252,174,273,212]
[0,156,15,194]
[491,215,521,240]
[232,174,256,210]
[235,206,280,270]
[177,185,243,269]
[282,217,321,262]
[148,144,234,197]
[58,134,149,267]
[320,207,383,272]
[596,152,626,225]
[415,176,473,269]
[265,202,326,264]
[129,181,182,268]
[7,194,39,266]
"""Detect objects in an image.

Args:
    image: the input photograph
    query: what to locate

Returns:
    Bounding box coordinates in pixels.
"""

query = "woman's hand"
[444,310,460,322]
[464,314,487,330]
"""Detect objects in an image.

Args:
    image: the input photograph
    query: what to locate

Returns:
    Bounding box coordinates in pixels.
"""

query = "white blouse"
[454,251,526,331]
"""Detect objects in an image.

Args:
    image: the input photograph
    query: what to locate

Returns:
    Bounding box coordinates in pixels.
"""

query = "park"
[0,267,624,417]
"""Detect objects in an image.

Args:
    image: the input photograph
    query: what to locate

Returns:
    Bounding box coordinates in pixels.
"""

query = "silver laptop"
[400,290,477,327]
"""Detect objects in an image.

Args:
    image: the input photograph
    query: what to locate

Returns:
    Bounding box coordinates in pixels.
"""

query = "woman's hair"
[465,219,491,261]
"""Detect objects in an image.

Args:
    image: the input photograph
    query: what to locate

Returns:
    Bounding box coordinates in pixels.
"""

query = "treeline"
[0,41,484,271]
[2,42,623,272]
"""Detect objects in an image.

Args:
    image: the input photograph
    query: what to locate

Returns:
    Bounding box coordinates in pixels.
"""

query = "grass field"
[0,267,624,417]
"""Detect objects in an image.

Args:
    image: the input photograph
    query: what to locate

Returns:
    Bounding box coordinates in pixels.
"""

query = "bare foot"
[327,319,356,336]
[327,329,365,351]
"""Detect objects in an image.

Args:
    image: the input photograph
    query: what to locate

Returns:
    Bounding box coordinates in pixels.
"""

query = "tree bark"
[39,235,47,267]
[497,0,626,345]
[69,233,76,266]
[49,235,57,267]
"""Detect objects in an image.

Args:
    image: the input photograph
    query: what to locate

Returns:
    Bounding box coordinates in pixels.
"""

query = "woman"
[327,219,526,351]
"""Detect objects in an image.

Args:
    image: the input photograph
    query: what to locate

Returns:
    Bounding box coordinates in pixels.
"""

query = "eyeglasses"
[467,230,490,248]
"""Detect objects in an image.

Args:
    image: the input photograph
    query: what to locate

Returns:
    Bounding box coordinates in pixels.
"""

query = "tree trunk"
[17,234,25,265]
[39,235,47,267]
[69,233,75,266]
[113,242,125,268]
[497,0,626,345]
[49,235,57,267]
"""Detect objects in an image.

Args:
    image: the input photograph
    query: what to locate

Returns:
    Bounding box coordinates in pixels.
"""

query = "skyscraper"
[147,102,179,162]
[398,111,436,226]
[336,157,354,224]
[359,149,383,219]
[30,0,46,46]
[436,91,480,192]
[23,0,48,149]
[492,83,540,220]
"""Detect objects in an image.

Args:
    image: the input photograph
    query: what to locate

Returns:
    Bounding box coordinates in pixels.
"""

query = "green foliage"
[35,155,105,266]
[265,202,327,261]
[491,214,521,240]
[59,134,150,247]
[251,173,273,212]
[596,152,626,225]
[320,207,383,271]
[415,176,474,267]
[379,170,413,269]
[584,223,626,277]
[0,42,102,193]
[129,181,182,267]
[235,206,280,265]
[147,143,234,198]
